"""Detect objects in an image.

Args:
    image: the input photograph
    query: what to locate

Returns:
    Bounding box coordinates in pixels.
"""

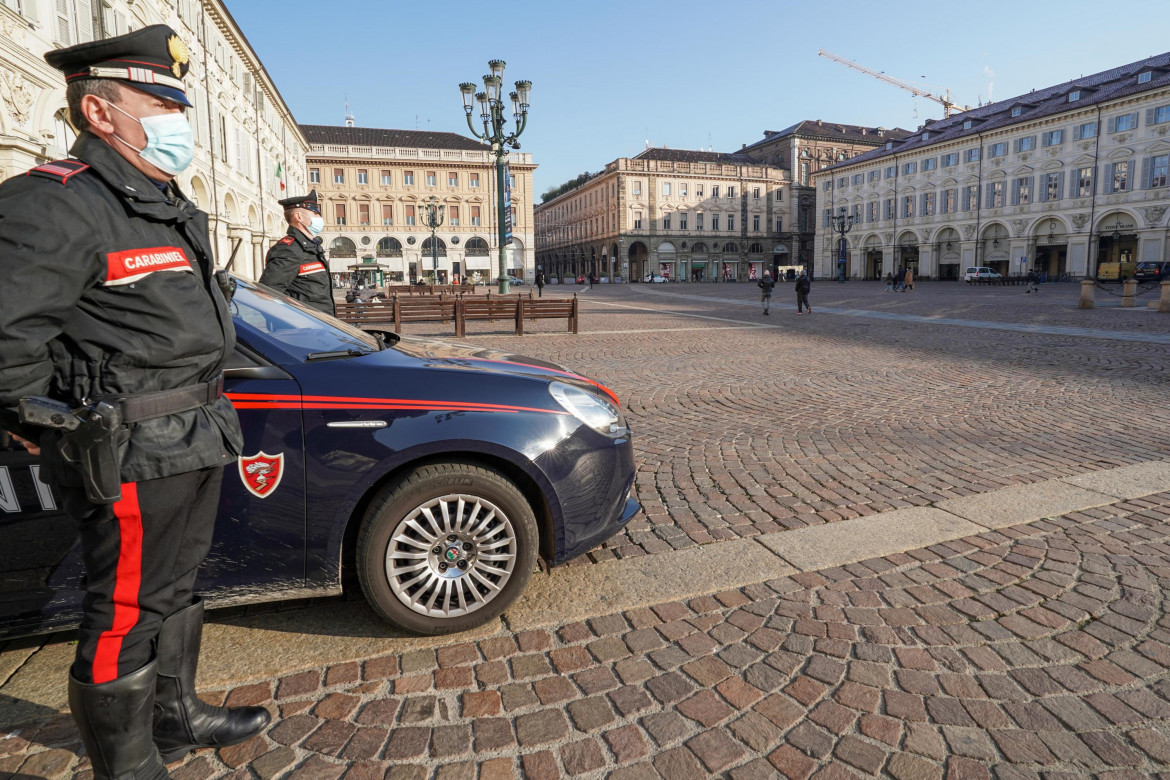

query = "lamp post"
[830,206,854,283]
[459,61,531,294]
[421,195,445,283]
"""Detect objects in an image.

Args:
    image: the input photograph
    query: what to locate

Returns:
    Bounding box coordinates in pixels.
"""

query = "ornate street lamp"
[830,206,854,283]
[460,61,530,293]
[421,195,445,283]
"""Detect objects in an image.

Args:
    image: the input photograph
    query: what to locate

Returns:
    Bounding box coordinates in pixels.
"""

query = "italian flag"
[275,161,285,191]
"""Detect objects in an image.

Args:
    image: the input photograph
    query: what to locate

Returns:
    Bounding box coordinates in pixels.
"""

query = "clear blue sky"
[229,0,1170,199]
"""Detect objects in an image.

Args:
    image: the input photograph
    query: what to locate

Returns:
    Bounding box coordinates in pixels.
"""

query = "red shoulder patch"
[27,159,90,185]
[278,236,295,245]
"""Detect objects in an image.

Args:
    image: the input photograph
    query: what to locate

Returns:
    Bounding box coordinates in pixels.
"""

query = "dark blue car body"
[0,281,638,639]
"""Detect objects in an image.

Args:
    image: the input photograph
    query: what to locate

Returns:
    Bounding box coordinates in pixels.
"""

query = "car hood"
[388,336,621,405]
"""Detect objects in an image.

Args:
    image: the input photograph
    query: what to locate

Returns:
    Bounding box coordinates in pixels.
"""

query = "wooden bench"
[456,297,522,337]
[395,297,457,332]
[335,300,396,326]
[518,296,578,335]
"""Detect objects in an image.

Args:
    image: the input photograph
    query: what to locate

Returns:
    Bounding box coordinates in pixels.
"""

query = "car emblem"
[444,547,462,562]
[239,452,284,498]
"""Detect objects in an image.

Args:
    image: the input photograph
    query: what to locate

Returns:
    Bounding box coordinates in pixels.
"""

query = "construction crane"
[818,49,971,118]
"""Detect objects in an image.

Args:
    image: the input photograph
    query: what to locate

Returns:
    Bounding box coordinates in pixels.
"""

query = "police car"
[0,278,639,638]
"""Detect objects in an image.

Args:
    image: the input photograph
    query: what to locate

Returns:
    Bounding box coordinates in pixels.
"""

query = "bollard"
[1079,279,1095,309]
[1160,280,1170,313]
[1121,278,1137,307]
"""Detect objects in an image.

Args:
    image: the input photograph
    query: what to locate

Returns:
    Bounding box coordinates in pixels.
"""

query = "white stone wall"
[0,0,307,279]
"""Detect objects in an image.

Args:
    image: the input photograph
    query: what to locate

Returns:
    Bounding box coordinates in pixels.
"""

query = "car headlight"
[549,382,627,437]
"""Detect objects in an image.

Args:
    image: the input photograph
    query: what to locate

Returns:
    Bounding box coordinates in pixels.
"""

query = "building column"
[1008,239,1030,277]
[918,244,934,280]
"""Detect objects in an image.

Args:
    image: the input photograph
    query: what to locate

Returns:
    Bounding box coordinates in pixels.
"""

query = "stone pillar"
[1079,279,1095,309]
[918,244,934,280]
[1122,278,1138,307]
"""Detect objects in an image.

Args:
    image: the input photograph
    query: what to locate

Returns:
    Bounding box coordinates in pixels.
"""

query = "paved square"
[3,280,1169,778]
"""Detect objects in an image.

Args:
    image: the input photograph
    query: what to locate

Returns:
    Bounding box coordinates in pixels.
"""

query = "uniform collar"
[287,226,323,252]
[70,132,173,203]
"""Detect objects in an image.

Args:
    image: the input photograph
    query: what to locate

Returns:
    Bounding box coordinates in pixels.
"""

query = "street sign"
[504,162,513,245]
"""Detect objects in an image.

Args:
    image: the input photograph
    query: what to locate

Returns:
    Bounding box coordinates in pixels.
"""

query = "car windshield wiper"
[305,348,372,361]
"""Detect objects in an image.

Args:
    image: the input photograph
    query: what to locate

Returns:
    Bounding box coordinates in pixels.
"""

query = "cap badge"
[167,35,189,78]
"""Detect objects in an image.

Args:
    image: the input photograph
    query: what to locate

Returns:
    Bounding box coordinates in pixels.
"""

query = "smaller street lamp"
[830,206,854,283]
[421,195,445,283]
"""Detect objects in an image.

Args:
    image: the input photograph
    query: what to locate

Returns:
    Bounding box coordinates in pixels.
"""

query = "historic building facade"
[737,122,910,271]
[0,0,308,279]
[302,125,536,285]
[535,148,789,284]
[815,52,1170,281]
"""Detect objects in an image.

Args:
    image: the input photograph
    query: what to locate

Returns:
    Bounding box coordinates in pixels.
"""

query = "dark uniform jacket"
[0,133,243,487]
[259,228,334,315]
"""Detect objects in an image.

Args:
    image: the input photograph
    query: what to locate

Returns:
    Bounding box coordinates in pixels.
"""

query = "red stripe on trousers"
[92,482,144,683]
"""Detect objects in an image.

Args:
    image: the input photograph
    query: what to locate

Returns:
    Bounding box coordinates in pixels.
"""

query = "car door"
[196,341,309,600]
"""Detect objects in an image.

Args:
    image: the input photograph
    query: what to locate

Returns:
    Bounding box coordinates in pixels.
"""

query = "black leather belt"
[106,374,224,424]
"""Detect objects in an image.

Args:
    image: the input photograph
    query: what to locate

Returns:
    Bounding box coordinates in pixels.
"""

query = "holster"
[57,401,125,505]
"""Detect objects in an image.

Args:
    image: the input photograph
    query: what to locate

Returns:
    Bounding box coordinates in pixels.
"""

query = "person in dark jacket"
[1025,270,1040,294]
[535,267,546,297]
[796,271,812,314]
[259,190,335,315]
[0,27,268,777]
[757,271,775,315]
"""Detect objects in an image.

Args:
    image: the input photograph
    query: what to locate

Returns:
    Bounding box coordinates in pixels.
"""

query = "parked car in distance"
[1134,261,1170,281]
[964,267,1003,282]
[506,274,526,285]
[0,278,640,639]
[643,273,669,283]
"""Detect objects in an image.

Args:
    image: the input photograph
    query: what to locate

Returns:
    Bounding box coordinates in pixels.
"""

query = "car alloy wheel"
[357,462,538,635]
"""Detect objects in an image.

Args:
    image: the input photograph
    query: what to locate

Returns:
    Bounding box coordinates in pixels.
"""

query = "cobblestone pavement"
[3,281,1170,778]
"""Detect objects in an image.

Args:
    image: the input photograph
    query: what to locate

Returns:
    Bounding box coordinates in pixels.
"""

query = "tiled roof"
[634,147,756,165]
[743,121,912,151]
[301,125,488,151]
[823,51,1170,171]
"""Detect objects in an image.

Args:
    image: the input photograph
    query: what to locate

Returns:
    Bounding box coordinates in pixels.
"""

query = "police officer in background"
[259,190,335,315]
[0,26,269,778]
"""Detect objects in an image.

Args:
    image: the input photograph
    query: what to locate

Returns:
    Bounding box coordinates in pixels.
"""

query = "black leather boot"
[152,598,271,762]
[69,660,171,779]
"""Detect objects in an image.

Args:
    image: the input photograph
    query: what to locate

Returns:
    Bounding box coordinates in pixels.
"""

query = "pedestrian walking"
[757,271,775,315]
[903,267,914,292]
[588,272,595,289]
[0,26,269,778]
[884,272,895,291]
[795,270,812,314]
[1025,270,1040,294]
[259,190,334,315]
[893,266,905,292]
[535,267,546,297]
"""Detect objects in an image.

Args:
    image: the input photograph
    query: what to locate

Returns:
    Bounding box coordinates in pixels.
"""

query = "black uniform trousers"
[62,467,224,684]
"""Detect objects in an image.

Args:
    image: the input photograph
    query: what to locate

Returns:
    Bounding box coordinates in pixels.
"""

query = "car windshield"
[230,278,380,360]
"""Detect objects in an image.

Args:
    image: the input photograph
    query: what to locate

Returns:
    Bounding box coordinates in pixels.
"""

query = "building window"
[988,181,1004,208]
[679,213,688,230]
[989,142,1007,157]
[695,185,704,197]
[902,195,914,218]
[447,172,459,187]
[633,182,642,195]
[1011,107,1022,117]
[903,161,917,175]
[309,168,320,184]
[753,215,760,231]
[729,186,736,198]
[382,205,393,225]
[712,185,720,198]
[405,205,416,226]
[1042,130,1063,147]
[1075,122,1097,140]
[800,162,809,186]
[963,119,973,130]
[776,217,783,232]
[753,187,760,199]
[680,183,688,196]
[663,182,671,196]
[942,153,958,167]
[634,211,642,229]
[334,203,346,225]
[662,214,671,230]
[381,170,392,185]
[358,203,370,225]
[1077,167,1094,197]
[1045,172,1062,201]
[712,214,720,231]
[471,206,481,226]
[333,168,344,184]
[966,148,980,163]
[1069,90,1080,102]
[1111,113,1138,133]
[775,189,782,201]
[1150,155,1169,187]
[509,174,515,188]
[884,198,894,220]
[922,192,935,215]
[922,158,936,171]
[942,189,956,214]
[728,215,734,231]
[1111,161,1130,192]
[355,169,367,185]
[426,171,437,186]
[404,171,415,185]
[1014,177,1032,205]
[449,206,460,226]
[1139,71,1153,84]
[1151,105,1170,125]
[470,173,480,187]
[886,165,896,179]
[1016,136,1035,153]
[963,185,978,211]
[696,213,704,229]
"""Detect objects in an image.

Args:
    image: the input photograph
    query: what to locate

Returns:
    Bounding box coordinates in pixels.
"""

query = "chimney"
[816,119,822,126]
[861,128,868,135]
[742,143,746,149]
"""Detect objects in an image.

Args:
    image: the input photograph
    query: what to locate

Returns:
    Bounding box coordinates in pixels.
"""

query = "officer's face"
[83,84,186,181]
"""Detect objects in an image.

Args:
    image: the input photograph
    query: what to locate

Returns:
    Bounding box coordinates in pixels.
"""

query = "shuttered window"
[381,205,393,226]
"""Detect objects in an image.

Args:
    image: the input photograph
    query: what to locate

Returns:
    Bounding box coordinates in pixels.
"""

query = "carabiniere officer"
[0,25,269,778]
[259,189,336,315]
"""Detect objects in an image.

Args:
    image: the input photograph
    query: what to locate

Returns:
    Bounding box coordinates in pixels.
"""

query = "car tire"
[356,462,538,635]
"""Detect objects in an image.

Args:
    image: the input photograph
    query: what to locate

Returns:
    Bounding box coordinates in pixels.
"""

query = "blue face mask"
[308,215,324,236]
[107,101,195,176]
